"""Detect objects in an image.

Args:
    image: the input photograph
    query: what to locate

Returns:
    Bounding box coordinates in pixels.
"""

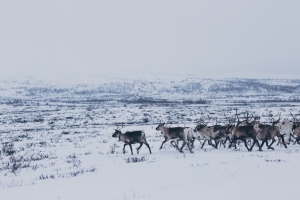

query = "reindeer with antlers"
[194,115,232,149]
[228,110,262,151]
[156,121,194,153]
[112,123,152,155]
[290,112,300,145]
[271,112,293,146]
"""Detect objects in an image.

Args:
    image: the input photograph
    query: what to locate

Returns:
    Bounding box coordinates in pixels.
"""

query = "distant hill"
[1,78,300,104]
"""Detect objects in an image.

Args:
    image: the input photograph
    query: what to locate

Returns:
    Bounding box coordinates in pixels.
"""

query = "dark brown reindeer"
[112,124,151,155]
[228,113,262,151]
[156,122,193,153]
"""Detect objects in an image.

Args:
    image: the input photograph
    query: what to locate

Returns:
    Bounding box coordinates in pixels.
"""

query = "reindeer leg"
[214,140,219,149]
[159,137,168,150]
[229,138,236,149]
[260,140,266,149]
[197,137,203,146]
[123,144,127,154]
[191,137,196,149]
[185,139,194,154]
[208,140,217,149]
[287,135,291,145]
[279,135,287,148]
[201,139,207,148]
[243,139,250,151]
[128,143,134,155]
[179,141,185,153]
[144,142,152,154]
[170,140,181,152]
[250,139,261,151]
[276,139,280,146]
[222,138,228,148]
[136,142,143,154]
[170,140,176,148]
[289,134,296,144]
[267,139,275,150]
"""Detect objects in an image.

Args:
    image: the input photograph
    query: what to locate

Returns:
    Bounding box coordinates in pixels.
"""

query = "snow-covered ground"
[1,77,300,200]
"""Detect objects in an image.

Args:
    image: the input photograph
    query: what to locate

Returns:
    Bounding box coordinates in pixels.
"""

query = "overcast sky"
[1,1,300,80]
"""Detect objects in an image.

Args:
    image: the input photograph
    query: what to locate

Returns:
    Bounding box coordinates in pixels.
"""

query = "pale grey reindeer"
[112,124,151,155]
[272,112,293,146]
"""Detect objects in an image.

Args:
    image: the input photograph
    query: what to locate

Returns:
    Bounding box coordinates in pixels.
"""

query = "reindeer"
[228,112,260,152]
[254,122,287,150]
[293,124,300,145]
[228,124,261,151]
[230,110,254,146]
[156,122,193,153]
[193,116,215,149]
[272,112,293,146]
[290,112,300,145]
[112,124,152,155]
[193,116,231,149]
[170,121,205,149]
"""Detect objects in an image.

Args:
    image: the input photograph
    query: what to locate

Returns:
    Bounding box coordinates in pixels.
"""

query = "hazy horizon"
[1,1,299,80]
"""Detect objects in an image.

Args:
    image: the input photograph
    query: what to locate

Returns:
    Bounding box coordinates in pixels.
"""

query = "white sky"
[1,1,300,80]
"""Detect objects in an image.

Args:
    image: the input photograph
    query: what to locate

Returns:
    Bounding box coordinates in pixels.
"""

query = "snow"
[0,77,300,200]
[1,146,299,200]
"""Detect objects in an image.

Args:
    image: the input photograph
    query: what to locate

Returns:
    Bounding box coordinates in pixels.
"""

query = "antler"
[229,115,236,125]
[198,116,206,125]
[242,111,253,122]
[206,115,212,125]
[176,121,186,128]
[166,121,172,128]
[272,112,281,125]
[235,113,240,124]
[234,108,241,124]
[114,123,124,131]
[290,112,296,122]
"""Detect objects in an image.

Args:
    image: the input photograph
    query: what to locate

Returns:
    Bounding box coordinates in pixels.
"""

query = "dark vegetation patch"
[125,156,147,163]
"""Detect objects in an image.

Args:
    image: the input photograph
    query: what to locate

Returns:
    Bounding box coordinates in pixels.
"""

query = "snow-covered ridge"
[1,78,300,103]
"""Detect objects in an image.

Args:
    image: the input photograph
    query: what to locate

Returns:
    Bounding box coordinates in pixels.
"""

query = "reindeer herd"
[112,111,300,155]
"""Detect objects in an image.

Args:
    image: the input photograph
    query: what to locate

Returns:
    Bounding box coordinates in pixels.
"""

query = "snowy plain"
[0,76,300,200]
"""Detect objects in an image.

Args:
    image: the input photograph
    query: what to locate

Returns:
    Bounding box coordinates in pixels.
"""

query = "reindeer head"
[194,124,206,132]
[253,122,261,133]
[274,119,293,131]
[156,122,165,131]
[112,123,123,138]
[225,124,235,134]
[112,130,122,138]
